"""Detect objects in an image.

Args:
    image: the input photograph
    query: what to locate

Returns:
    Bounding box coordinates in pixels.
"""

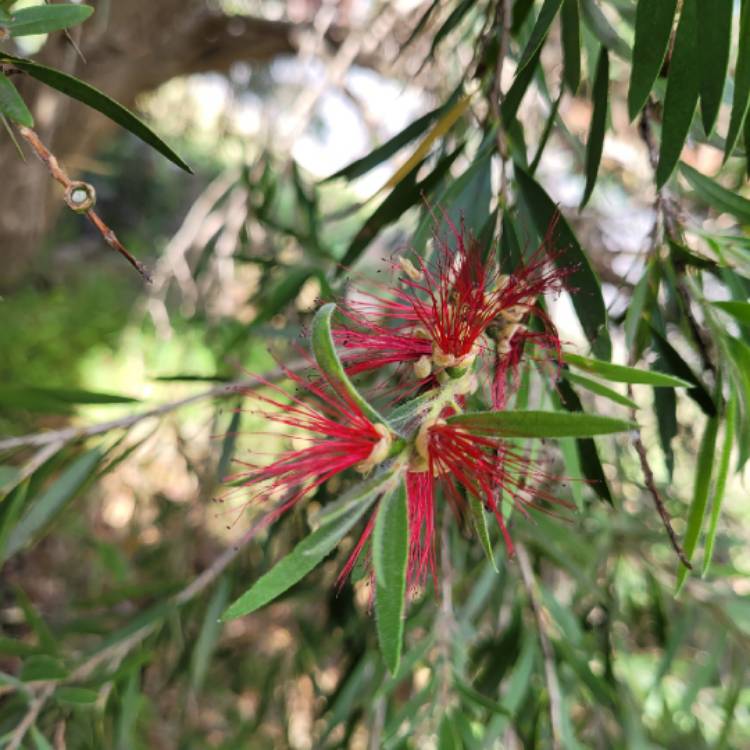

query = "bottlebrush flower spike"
[227,364,394,526]
[410,417,563,558]
[335,216,570,392]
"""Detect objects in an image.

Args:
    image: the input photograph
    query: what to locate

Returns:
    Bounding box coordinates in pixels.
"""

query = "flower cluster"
[233,219,569,596]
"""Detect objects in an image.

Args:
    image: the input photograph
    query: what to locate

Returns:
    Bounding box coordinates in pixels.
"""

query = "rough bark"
[0,0,330,289]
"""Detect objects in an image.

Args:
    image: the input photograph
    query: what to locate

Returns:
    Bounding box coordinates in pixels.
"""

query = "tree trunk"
[0,0,324,289]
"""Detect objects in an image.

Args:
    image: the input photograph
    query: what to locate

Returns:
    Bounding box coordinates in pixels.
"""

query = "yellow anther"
[413,355,432,380]
[398,256,423,282]
[354,423,392,474]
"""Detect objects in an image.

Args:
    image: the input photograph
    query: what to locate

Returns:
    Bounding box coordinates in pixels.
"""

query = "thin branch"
[16,125,151,282]
[627,386,691,569]
[2,496,278,747]
[516,543,563,750]
[0,359,307,453]
[6,683,56,750]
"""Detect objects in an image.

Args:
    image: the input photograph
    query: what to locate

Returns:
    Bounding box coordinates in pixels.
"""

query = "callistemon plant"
[222,224,636,673]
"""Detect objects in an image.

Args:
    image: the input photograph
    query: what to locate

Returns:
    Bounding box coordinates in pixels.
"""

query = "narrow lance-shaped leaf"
[680,163,750,225]
[712,301,750,327]
[676,415,719,593]
[581,46,609,209]
[2,448,103,562]
[516,0,563,74]
[563,352,692,388]
[563,371,638,409]
[702,391,736,576]
[311,303,387,426]
[560,0,581,93]
[469,496,498,572]
[724,0,750,161]
[0,75,33,126]
[650,327,717,416]
[628,0,678,121]
[373,480,408,673]
[5,4,93,37]
[447,410,634,438]
[656,0,699,188]
[0,54,191,173]
[222,479,387,620]
[580,0,630,60]
[697,0,733,135]
[321,88,460,183]
[515,165,612,360]
[336,145,462,272]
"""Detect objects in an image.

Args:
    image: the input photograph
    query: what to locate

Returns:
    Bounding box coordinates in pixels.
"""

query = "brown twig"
[16,125,151,282]
[627,392,692,569]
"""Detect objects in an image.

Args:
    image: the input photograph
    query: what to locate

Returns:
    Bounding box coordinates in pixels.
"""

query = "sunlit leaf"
[5,3,93,37]
[564,352,692,388]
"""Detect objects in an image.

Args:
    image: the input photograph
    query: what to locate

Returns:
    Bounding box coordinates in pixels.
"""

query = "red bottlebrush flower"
[227,365,393,526]
[335,216,570,392]
[411,418,563,558]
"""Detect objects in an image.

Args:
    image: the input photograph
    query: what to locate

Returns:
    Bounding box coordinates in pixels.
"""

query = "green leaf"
[222,480,388,619]
[680,162,750,224]
[564,352,692,387]
[311,303,387,426]
[580,0,630,60]
[30,726,54,750]
[712,300,750,326]
[556,377,617,504]
[702,391,736,576]
[650,327,717,416]
[501,46,542,124]
[697,0,733,134]
[56,686,99,705]
[469,496,498,572]
[563,371,638,409]
[514,165,611,359]
[447,410,634,438]
[676,415,718,593]
[0,385,138,413]
[628,0,678,120]
[724,0,750,160]
[190,576,230,691]
[6,4,93,37]
[560,0,581,93]
[2,448,103,562]
[321,91,460,183]
[336,144,462,271]
[20,655,68,682]
[0,74,32,126]
[656,0,700,188]
[0,54,191,173]
[374,480,408,673]
[580,46,609,208]
[517,0,563,74]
